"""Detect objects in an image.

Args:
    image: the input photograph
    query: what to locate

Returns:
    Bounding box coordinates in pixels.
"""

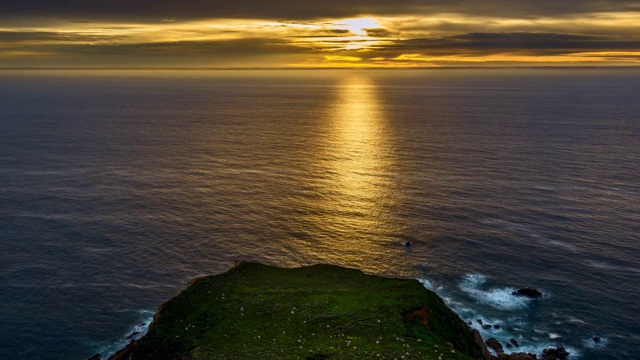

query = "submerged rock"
[512,288,543,299]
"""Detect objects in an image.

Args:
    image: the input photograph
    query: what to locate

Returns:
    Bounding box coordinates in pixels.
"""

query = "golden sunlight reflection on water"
[298,75,405,273]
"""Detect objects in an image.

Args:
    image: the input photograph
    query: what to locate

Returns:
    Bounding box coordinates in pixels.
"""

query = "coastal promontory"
[108,262,490,360]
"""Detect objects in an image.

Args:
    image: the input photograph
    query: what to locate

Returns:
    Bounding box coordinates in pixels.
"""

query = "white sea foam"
[566,316,586,324]
[472,328,581,360]
[418,275,583,359]
[583,335,609,349]
[97,310,155,358]
[514,344,581,360]
[418,278,434,290]
[459,274,531,310]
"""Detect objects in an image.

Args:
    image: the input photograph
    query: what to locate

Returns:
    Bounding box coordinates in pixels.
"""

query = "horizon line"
[2,65,640,71]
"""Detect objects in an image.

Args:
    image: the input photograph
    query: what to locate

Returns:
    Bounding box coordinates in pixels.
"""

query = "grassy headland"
[109,262,487,360]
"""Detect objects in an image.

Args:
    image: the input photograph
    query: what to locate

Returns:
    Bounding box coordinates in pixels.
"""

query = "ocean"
[0,69,638,359]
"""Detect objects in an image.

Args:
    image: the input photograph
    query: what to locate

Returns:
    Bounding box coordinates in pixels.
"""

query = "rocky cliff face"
[106,262,488,360]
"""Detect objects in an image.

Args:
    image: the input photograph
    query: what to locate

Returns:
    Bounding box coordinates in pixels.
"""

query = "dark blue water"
[1,69,638,359]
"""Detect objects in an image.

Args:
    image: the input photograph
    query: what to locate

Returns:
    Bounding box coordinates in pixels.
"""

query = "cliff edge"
[108,262,488,360]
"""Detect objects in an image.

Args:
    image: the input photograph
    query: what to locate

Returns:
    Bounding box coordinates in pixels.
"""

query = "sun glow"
[333,18,382,36]
[2,10,640,67]
[299,75,401,267]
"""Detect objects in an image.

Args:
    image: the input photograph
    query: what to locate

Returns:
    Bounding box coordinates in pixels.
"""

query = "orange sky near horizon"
[1,2,640,68]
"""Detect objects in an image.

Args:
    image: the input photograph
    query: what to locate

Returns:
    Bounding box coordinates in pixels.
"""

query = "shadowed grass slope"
[110,262,485,360]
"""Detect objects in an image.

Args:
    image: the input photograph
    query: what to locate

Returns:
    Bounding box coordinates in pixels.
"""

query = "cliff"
[108,262,488,360]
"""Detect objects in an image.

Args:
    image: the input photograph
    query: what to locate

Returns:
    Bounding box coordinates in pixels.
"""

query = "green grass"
[110,262,484,360]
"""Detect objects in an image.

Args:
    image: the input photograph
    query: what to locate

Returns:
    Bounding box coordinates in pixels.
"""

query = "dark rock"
[468,321,473,325]
[477,319,484,325]
[541,347,570,360]
[510,338,520,347]
[472,330,492,360]
[139,322,146,327]
[127,331,141,340]
[485,338,504,355]
[109,339,138,360]
[483,324,493,330]
[506,343,512,348]
[86,354,102,360]
[593,336,601,343]
[512,288,542,299]
[556,347,570,360]
[493,324,500,329]
[404,241,412,247]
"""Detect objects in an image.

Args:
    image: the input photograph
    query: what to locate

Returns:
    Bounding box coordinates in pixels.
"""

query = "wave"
[584,259,640,274]
[480,219,581,253]
[93,309,155,359]
[459,274,533,311]
[418,274,590,359]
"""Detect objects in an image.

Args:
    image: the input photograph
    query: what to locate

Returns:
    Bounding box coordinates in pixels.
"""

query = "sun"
[333,17,381,36]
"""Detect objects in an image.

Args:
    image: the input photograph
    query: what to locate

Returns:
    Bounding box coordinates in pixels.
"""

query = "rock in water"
[541,347,570,360]
[512,288,543,299]
[485,337,504,355]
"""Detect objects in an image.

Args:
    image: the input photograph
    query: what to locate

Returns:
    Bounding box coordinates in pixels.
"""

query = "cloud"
[324,55,361,62]
[365,28,393,37]
[1,0,639,21]
[0,30,124,42]
[372,32,640,56]
[1,2,639,67]
[0,36,312,67]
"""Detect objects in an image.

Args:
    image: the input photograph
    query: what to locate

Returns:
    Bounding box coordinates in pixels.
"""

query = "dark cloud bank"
[2,0,640,21]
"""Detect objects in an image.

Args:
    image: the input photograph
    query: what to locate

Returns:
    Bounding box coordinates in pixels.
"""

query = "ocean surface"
[0,69,638,360]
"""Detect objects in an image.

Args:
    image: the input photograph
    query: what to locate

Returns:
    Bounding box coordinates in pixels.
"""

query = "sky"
[1,1,640,68]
